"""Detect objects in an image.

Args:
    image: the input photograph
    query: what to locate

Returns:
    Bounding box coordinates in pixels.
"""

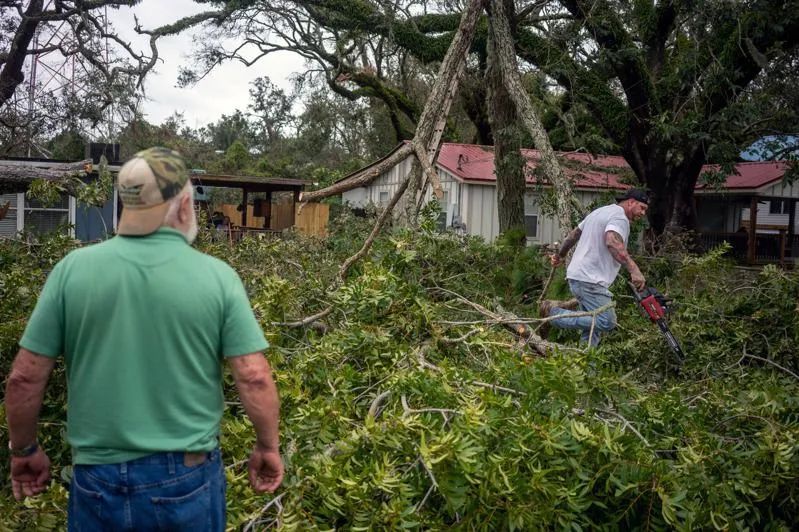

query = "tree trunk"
[487,21,525,236]
[628,144,706,236]
[300,143,414,202]
[669,176,698,233]
[0,1,43,110]
[403,159,423,224]
[460,68,493,145]
[667,148,706,233]
[489,0,574,237]
[304,0,484,206]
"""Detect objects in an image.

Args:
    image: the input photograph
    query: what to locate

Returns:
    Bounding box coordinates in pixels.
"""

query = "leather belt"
[183,451,208,467]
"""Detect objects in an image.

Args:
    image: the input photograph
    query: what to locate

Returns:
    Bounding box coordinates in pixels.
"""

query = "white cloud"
[108,0,300,127]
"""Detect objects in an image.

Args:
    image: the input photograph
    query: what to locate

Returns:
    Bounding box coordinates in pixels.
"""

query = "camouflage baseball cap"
[117,147,189,235]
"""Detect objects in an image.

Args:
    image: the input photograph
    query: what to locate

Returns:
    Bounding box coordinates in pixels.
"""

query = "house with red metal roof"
[340,143,798,264]
[694,161,797,263]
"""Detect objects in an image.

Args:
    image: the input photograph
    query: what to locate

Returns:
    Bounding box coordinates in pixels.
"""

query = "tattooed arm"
[550,227,582,267]
[605,230,645,289]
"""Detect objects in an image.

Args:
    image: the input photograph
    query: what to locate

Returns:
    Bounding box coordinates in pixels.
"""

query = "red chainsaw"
[628,281,685,362]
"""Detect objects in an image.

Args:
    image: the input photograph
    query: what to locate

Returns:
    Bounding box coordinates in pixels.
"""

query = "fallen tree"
[2,217,799,529]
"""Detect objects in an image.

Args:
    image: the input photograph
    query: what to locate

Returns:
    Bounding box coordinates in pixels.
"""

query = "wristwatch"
[8,441,39,458]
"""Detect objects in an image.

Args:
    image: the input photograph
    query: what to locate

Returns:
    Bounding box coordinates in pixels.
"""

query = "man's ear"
[179,192,192,223]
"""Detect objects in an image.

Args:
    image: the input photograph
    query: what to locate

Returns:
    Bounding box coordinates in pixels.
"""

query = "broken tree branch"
[368,390,393,420]
[300,0,483,206]
[283,0,485,329]
[431,286,560,356]
[490,0,574,236]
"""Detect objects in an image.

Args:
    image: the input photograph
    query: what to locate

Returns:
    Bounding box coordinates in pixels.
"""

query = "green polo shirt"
[20,228,268,464]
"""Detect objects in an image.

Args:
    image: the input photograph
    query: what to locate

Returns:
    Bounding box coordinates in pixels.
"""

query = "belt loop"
[120,462,127,475]
[168,452,176,474]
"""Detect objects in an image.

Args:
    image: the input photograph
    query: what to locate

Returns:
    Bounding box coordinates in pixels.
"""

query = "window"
[524,214,538,238]
[25,194,71,234]
[0,192,74,237]
[523,192,539,239]
[0,193,18,237]
[769,199,789,214]
[378,191,389,205]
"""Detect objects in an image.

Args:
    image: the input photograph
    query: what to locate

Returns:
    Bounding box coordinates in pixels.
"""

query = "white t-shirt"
[566,204,630,287]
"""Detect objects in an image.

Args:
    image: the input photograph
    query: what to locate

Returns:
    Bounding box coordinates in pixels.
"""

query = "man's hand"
[630,268,646,291]
[550,254,562,267]
[248,445,283,493]
[228,352,282,493]
[10,448,51,501]
[6,348,56,502]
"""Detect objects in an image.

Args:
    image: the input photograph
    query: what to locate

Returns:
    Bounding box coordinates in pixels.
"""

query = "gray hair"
[163,181,194,227]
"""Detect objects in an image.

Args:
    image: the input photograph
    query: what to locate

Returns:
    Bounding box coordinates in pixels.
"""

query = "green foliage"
[27,156,114,209]
[2,219,799,530]
[46,129,87,161]
[217,140,251,173]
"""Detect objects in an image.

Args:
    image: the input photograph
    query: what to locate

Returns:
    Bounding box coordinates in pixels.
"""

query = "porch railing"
[698,231,799,264]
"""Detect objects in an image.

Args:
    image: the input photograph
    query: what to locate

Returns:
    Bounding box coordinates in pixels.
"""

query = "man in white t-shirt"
[540,189,649,346]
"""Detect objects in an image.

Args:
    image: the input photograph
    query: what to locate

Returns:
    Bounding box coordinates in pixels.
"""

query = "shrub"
[2,222,798,530]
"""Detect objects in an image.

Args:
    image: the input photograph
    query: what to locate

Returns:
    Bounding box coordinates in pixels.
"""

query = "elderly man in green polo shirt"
[5,147,283,531]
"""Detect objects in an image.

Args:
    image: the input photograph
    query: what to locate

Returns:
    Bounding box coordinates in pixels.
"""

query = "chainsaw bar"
[628,282,685,363]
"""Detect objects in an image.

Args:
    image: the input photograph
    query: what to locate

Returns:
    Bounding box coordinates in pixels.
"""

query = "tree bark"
[667,147,706,233]
[459,68,493,145]
[300,143,413,202]
[0,1,44,109]
[486,12,525,237]
[0,160,89,184]
[303,0,484,207]
[489,0,574,237]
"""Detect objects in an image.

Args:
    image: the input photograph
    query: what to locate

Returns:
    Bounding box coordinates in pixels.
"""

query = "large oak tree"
[219,0,799,234]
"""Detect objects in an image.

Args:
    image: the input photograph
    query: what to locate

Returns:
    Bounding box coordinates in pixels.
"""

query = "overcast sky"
[109,0,299,128]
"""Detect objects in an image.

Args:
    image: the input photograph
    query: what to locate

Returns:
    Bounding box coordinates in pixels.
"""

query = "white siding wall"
[342,159,461,228]
[463,185,605,244]
[742,200,799,232]
[747,182,799,232]
[342,186,368,207]
[342,156,415,208]
[739,182,799,232]
[344,158,611,244]
[419,169,460,227]
[465,184,500,240]
[762,180,799,198]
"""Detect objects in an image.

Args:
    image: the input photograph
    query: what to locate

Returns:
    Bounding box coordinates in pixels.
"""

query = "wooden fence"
[218,201,329,238]
[295,203,329,237]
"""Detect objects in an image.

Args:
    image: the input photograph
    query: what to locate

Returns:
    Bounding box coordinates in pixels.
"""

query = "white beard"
[184,209,199,244]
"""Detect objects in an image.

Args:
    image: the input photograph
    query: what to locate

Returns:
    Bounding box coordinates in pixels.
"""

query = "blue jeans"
[68,449,225,531]
[550,279,617,346]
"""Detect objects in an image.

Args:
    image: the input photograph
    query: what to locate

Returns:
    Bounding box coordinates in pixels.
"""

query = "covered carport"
[190,172,308,238]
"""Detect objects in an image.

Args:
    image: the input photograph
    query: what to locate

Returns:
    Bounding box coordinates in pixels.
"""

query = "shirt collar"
[119,227,189,244]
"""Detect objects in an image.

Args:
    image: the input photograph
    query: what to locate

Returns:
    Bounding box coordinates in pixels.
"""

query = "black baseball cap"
[615,188,649,205]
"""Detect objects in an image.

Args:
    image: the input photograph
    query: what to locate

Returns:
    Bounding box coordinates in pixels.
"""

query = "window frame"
[524,213,539,239]
[523,191,539,240]
[4,192,77,237]
[769,199,789,215]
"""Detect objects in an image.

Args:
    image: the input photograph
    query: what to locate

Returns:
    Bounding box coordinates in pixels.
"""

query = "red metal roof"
[696,161,789,190]
[433,143,787,191]
[436,143,630,190]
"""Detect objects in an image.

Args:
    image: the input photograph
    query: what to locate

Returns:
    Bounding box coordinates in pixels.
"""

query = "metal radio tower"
[12,2,116,157]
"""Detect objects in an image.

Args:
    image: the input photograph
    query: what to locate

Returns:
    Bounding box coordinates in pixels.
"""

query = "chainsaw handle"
[627,280,644,301]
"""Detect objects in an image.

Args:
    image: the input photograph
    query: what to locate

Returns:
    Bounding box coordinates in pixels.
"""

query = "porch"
[695,193,798,266]
[190,172,308,242]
